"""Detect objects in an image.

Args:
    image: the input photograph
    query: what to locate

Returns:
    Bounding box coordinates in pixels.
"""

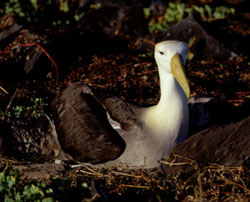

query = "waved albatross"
[52,40,190,169]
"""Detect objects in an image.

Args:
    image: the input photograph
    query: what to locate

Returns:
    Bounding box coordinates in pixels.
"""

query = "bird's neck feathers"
[157,63,188,107]
[143,66,188,138]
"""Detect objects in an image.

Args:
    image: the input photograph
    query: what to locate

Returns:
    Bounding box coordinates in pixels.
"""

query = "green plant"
[186,36,197,61]
[145,2,235,33]
[4,0,25,17]
[193,5,235,21]
[11,106,23,117]
[27,97,48,118]
[2,0,76,26]
[1,97,48,120]
[0,161,93,201]
[0,162,54,202]
[74,12,85,21]
[59,0,69,12]
[145,2,191,32]
[4,0,37,20]
[90,3,102,10]
[164,2,186,25]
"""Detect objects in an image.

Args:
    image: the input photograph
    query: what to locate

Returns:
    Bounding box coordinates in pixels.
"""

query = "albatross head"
[155,40,190,99]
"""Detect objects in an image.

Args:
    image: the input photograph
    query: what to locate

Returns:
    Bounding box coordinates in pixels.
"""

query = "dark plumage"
[52,82,128,163]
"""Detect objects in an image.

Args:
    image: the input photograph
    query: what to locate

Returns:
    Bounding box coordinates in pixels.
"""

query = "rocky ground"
[0,0,250,201]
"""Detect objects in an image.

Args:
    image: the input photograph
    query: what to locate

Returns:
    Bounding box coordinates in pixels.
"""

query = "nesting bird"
[52,40,190,169]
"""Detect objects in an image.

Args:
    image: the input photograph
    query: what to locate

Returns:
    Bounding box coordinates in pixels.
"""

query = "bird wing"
[52,82,126,164]
[91,87,144,131]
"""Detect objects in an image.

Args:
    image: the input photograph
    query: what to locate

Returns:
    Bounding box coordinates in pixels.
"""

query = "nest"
[64,156,250,201]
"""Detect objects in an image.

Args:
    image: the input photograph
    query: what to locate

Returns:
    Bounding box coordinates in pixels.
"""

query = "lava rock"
[145,16,237,60]
[78,1,148,40]
[162,115,250,175]
[188,97,250,135]
[0,114,60,162]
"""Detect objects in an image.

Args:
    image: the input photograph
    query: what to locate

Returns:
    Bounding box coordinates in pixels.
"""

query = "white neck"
[143,64,188,140]
[158,67,177,108]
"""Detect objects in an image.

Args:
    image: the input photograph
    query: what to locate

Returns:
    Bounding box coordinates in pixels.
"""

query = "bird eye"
[159,51,164,55]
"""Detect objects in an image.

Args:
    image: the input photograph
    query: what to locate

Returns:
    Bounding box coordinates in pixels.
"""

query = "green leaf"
[42,197,54,202]
[45,188,53,194]
[4,195,15,202]
[143,8,150,17]
[6,176,16,189]
[30,0,38,10]
[204,4,212,19]
[59,0,69,12]
[14,192,21,201]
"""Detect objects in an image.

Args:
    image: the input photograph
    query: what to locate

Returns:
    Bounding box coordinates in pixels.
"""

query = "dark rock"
[0,15,23,42]
[0,15,50,81]
[0,114,60,162]
[188,97,250,135]
[24,48,44,74]
[0,90,60,162]
[78,1,148,40]
[162,115,250,175]
[145,16,236,60]
[189,96,216,135]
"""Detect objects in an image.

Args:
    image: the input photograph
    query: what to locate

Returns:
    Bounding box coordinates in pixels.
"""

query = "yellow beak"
[171,54,190,100]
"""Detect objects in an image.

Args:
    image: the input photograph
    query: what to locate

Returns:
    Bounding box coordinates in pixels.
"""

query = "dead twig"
[161,153,196,167]
[2,88,18,120]
[236,91,250,95]
[0,15,15,28]
[77,166,109,178]
[78,169,104,177]
[110,170,151,183]
[144,39,156,47]
[225,179,250,193]
[111,170,139,178]
[0,86,8,94]
[184,162,249,195]
[119,184,150,189]
[134,62,153,68]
